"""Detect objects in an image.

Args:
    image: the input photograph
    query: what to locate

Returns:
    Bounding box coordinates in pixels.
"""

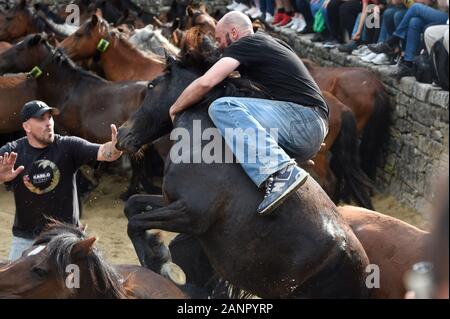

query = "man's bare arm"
[169,57,241,120]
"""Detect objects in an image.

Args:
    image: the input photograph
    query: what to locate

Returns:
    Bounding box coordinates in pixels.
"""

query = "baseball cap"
[21,100,60,123]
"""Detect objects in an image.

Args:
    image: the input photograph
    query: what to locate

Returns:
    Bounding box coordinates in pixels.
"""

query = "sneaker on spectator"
[361,52,378,62]
[227,1,239,10]
[265,13,274,24]
[323,40,339,48]
[368,42,396,55]
[233,3,249,12]
[245,6,257,16]
[296,17,307,33]
[352,45,369,56]
[290,17,300,30]
[278,14,292,27]
[251,8,263,19]
[338,41,358,53]
[390,59,415,79]
[311,33,324,42]
[272,12,284,25]
[371,53,392,65]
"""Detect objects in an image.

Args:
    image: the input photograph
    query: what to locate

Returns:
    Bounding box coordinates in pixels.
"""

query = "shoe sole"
[258,175,309,216]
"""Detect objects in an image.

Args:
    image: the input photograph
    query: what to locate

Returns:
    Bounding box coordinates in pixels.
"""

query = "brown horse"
[0,0,70,42]
[302,59,391,180]
[311,91,373,208]
[0,74,37,134]
[59,13,165,82]
[0,221,187,299]
[0,41,11,53]
[337,205,429,299]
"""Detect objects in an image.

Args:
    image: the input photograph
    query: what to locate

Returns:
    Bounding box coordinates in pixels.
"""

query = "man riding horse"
[169,11,329,215]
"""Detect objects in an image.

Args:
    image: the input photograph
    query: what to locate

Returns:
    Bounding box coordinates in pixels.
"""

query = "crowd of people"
[226,0,449,81]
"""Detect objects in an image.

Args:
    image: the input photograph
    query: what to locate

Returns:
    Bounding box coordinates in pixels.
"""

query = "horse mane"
[33,219,133,299]
[36,39,107,82]
[97,17,165,63]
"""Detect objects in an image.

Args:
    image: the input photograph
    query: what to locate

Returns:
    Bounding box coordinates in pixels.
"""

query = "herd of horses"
[0,0,428,299]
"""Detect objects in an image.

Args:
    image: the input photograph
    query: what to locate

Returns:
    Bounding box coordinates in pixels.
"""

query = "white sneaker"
[251,9,263,19]
[226,1,239,10]
[264,13,274,24]
[352,45,369,56]
[233,3,249,12]
[282,19,295,28]
[245,6,257,16]
[290,18,300,30]
[371,53,391,65]
[296,16,307,33]
[361,52,378,62]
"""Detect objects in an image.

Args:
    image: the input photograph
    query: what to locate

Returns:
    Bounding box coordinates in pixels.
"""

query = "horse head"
[0,0,38,42]
[59,12,110,61]
[0,33,55,75]
[0,220,130,299]
[116,56,197,153]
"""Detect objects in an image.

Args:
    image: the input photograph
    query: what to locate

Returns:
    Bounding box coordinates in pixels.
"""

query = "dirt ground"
[0,174,429,264]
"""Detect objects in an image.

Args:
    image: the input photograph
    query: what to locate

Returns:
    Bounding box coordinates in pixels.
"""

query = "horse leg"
[126,199,193,285]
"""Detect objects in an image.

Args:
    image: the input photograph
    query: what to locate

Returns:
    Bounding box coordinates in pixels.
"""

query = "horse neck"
[34,57,105,108]
[99,34,164,80]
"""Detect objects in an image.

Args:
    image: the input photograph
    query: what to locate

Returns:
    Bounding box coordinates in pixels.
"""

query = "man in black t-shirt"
[0,100,123,260]
[169,11,329,216]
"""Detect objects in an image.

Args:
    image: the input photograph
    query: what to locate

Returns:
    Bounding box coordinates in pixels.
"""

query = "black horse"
[116,54,370,298]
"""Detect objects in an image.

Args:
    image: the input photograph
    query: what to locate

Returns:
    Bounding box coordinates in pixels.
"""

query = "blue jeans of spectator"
[378,5,407,42]
[352,13,368,41]
[393,3,449,61]
[260,0,275,15]
[8,236,35,261]
[209,97,328,187]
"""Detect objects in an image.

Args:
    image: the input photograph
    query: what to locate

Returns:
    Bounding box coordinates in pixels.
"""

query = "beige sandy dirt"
[0,174,429,264]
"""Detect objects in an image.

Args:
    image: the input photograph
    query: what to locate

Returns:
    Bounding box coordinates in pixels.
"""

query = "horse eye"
[31,267,48,278]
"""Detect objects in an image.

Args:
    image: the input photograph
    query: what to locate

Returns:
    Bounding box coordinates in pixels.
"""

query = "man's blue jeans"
[209,97,328,187]
[260,0,275,15]
[378,5,407,42]
[393,3,448,61]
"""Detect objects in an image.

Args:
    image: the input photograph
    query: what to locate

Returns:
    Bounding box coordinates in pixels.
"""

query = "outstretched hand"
[0,152,24,183]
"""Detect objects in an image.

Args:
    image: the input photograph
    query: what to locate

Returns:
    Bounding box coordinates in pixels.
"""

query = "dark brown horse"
[59,13,165,82]
[0,221,186,299]
[302,59,391,180]
[116,54,370,298]
[172,29,373,208]
[167,205,429,298]
[0,73,37,134]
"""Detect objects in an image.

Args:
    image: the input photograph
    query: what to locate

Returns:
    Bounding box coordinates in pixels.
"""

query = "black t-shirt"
[0,135,100,239]
[222,32,329,118]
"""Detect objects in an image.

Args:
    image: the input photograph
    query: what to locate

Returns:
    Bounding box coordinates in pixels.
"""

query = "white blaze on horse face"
[27,245,46,256]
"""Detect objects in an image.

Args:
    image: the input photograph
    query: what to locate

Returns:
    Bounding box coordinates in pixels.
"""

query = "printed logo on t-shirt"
[23,160,60,195]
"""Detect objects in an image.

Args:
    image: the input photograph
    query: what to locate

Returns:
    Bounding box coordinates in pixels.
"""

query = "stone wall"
[36,0,449,216]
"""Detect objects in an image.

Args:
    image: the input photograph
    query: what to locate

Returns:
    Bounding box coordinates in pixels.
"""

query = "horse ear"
[186,6,195,18]
[71,237,97,260]
[171,18,180,32]
[166,54,177,67]
[91,13,99,26]
[29,34,44,46]
[199,4,207,13]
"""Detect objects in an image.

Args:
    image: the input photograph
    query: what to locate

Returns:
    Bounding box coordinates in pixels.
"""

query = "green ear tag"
[97,39,110,53]
[29,66,43,78]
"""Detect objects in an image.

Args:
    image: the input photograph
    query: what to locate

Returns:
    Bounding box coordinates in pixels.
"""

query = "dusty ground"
[0,174,429,264]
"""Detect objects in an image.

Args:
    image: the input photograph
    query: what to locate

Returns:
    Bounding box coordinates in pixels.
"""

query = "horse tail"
[360,90,391,180]
[330,110,374,210]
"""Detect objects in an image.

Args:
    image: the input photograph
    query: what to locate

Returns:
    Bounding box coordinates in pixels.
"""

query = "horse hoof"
[160,262,186,286]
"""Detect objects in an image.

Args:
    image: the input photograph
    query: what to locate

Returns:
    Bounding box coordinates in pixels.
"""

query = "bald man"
[169,11,329,216]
